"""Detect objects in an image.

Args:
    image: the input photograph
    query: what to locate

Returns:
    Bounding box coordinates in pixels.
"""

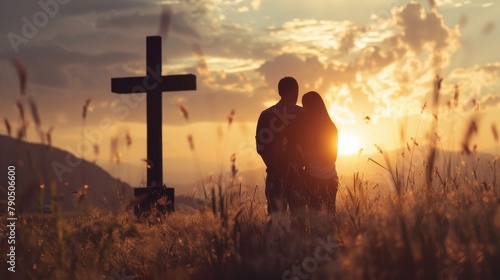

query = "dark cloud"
[56,0,150,16]
[95,10,201,39]
[355,41,405,74]
[395,3,459,53]
[0,44,139,88]
[257,53,326,93]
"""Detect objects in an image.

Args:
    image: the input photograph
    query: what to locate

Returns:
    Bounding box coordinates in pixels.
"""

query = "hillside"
[0,135,133,213]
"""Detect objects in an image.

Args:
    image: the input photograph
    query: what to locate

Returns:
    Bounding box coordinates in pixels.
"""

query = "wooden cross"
[111,36,196,191]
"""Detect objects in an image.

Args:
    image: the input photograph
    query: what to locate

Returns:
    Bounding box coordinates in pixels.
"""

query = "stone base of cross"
[111,36,196,216]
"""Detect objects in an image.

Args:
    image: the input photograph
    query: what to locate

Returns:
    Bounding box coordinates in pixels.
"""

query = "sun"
[338,133,362,155]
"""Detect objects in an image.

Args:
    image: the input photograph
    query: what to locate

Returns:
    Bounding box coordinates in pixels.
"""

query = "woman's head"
[301,91,338,163]
[302,91,328,118]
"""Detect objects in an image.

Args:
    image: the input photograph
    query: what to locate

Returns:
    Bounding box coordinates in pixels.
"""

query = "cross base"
[133,186,175,217]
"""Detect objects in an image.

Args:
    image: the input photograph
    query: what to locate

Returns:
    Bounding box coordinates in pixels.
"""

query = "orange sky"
[0,0,499,187]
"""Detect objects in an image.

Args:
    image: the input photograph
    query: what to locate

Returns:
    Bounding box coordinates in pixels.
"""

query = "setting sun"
[338,133,362,155]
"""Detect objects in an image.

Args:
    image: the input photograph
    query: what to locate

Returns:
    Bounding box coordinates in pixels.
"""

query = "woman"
[299,91,339,212]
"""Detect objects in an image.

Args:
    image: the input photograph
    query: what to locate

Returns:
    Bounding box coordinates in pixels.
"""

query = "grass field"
[1,152,499,280]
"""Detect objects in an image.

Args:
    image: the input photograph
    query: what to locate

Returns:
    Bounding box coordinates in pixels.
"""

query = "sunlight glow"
[338,133,361,155]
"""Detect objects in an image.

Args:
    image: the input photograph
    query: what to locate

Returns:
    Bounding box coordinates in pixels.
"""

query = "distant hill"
[0,135,133,213]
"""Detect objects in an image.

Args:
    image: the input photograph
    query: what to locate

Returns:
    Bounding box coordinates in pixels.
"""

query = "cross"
[111,35,196,191]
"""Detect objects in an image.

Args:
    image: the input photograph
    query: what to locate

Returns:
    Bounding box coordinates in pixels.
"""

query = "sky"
[0,0,499,187]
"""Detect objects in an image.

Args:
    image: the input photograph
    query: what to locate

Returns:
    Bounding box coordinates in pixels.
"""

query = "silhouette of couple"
[256,77,338,220]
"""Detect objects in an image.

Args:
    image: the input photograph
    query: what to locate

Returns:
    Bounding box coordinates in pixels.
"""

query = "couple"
[256,77,338,220]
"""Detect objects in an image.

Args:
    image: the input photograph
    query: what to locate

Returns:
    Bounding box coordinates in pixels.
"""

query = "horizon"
[1,133,497,192]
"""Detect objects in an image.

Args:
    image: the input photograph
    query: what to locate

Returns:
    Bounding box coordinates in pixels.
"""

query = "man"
[256,77,305,215]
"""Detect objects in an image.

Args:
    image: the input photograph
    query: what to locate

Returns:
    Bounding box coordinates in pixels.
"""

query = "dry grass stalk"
[46,126,54,149]
[4,118,12,137]
[453,84,460,107]
[230,153,238,179]
[28,97,46,143]
[421,101,427,114]
[159,5,172,38]
[191,43,209,77]
[11,59,27,96]
[462,118,479,154]
[492,123,498,143]
[125,130,132,147]
[110,137,120,164]
[17,125,26,140]
[426,147,436,186]
[82,99,91,120]
[93,144,100,163]
[433,75,443,106]
[176,100,189,121]
[16,100,25,124]
[28,97,41,127]
[227,109,235,128]
[187,134,195,151]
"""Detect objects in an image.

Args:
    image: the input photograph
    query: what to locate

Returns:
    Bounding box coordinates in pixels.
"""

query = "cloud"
[257,53,326,93]
[394,3,460,63]
[0,44,140,88]
[448,62,500,109]
[95,10,201,39]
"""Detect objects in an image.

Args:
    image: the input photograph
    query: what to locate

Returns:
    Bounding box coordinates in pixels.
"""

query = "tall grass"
[4,155,498,279]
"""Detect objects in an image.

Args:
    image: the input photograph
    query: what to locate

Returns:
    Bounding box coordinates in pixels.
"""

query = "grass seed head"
[125,130,132,147]
[187,134,195,151]
[492,123,498,143]
[16,100,25,121]
[454,84,460,107]
[94,144,100,158]
[17,125,25,140]
[462,119,479,154]
[159,5,172,38]
[110,136,120,163]
[176,100,189,121]
[46,126,54,149]
[82,99,91,120]
[433,75,443,105]
[227,109,235,128]
[11,59,27,96]
[28,97,41,127]
[4,118,12,137]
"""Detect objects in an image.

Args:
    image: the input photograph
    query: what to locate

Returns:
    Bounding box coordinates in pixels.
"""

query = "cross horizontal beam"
[111,74,196,93]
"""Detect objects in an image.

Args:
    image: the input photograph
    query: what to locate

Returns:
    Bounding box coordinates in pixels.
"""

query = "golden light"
[338,133,362,155]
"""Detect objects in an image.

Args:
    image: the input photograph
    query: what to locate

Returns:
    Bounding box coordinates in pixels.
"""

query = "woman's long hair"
[301,91,338,164]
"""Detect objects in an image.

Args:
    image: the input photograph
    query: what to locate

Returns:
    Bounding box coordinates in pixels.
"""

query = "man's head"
[278,77,299,104]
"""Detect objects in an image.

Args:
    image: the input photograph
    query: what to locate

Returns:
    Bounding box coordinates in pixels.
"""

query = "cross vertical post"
[146,36,163,188]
